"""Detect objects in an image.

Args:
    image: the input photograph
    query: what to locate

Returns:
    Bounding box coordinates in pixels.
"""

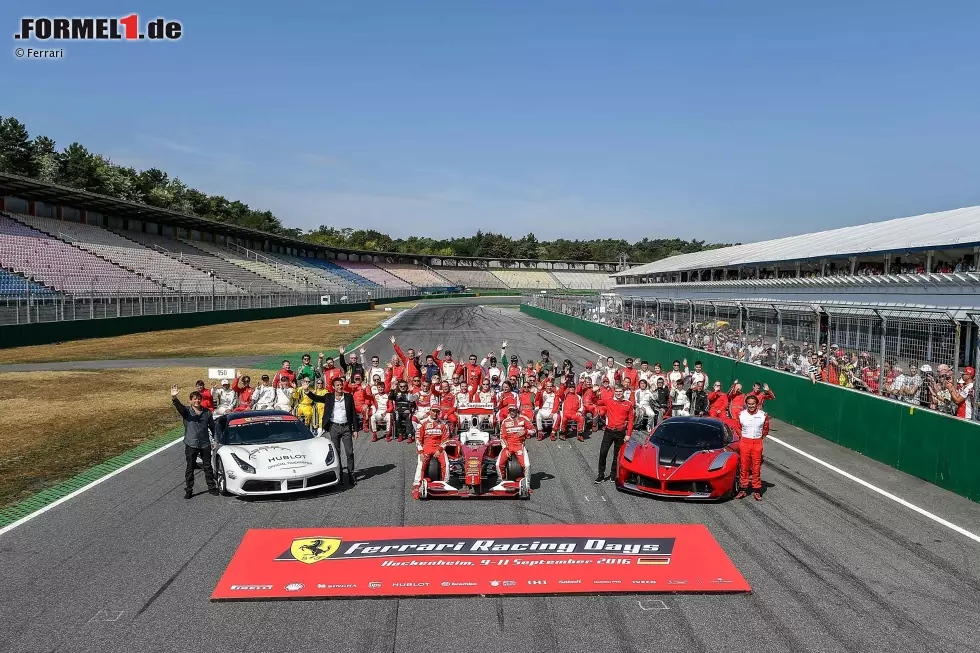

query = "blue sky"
[3,1,980,241]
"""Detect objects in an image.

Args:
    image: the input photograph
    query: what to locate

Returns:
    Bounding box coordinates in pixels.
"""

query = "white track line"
[0,438,184,538]
[510,311,980,545]
[0,312,404,538]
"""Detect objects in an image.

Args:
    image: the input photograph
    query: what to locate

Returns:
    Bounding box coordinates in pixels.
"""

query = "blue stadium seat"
[303,259,380,288]
[0,269,56,297]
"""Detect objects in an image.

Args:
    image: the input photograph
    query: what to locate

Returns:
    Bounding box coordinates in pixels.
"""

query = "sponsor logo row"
[230,578,733,592]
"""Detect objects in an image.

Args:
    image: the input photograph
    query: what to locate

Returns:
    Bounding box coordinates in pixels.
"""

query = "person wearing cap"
[251,374,276,410]
[273,376,293,412]
[506,354,522,383]
[338,345,366,384]
[621,358,639,389]
[432,344,457,383]
[497,403,535,481]
[212,378,238,416]
[949,367,975,419]
[413,404,451,498]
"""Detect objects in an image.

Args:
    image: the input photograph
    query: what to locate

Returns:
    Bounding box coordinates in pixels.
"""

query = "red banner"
[212,524,749,600]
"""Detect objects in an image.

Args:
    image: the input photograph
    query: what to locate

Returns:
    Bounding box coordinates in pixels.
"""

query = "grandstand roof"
[618,205,980,277]
[0,172,626,266]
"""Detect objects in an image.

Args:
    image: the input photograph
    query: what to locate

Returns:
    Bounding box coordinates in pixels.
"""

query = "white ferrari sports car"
[211,411,341,496]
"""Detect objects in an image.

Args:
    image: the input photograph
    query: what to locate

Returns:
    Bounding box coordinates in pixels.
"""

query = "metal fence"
[525,293,975,420]
[0,281,417,326]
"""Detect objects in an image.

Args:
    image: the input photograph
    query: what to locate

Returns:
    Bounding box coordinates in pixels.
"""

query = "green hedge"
[521,304,980,502]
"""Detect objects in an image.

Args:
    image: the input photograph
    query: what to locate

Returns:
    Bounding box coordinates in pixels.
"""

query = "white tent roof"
[619,205,980,276]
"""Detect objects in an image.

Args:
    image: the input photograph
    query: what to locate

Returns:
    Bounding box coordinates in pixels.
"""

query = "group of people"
[171,334,776,501]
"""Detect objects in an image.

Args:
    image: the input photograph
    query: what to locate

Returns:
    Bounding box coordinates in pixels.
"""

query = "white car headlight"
[231,453,256,473]
[325,443,335,466]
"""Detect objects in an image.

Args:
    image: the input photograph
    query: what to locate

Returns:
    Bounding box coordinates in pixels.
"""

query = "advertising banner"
[212,523,749,600]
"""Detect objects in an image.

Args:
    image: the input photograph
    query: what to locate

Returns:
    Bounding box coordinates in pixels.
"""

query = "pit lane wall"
[521,304,980,503]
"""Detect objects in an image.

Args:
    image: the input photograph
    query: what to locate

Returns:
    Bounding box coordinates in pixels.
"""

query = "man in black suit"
[307,378,358,486]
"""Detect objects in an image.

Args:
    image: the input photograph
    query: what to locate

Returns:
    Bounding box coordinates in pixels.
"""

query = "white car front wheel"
[215,458,231,496]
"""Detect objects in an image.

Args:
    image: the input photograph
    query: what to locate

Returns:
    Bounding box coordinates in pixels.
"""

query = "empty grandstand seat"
[378,262,454,288]
[305,259,379,288]
[335,261,414,289]
[12,215,243,295]
[491,269,561,289]
[551,271,615,290]
[0,214,167,296]
[434,268,510,289]
[180,240,334,292]
[0,268,57,297]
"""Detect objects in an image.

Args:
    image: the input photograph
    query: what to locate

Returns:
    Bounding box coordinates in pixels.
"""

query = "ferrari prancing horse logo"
[290,537,342,564]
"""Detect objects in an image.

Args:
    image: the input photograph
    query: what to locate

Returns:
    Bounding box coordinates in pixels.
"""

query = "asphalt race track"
[2,304,980,653]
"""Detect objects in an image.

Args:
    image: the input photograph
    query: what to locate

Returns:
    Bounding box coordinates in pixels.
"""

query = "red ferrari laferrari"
[615,416,741,500]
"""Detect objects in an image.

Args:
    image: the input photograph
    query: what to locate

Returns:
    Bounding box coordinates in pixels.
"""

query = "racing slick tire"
[214,459,231,497]
[426,457,442,482]
[505,457,523,481]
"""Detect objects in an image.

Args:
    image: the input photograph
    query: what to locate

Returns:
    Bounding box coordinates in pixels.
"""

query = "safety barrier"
[520,303,980,502]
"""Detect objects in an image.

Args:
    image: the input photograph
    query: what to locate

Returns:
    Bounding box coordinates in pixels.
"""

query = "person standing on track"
[734,395,769,500]
[171,384,217,499]
[595,385,634,483]
[306,377,358,486]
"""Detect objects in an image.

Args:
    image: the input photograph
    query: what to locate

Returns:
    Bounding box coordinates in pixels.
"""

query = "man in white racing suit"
[535,380,560,438]
[212,379,238,416]
[273,377,293,412]
[251,375,276,410]
[634,378,656,429]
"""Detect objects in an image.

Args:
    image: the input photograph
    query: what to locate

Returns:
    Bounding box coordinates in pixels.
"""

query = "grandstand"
[335,260,414,289]
[0,268,57,297]
[119,230,290,292]
[13,213,244,295]
[491,269,561,289]
[184,239,339,292]
[302,258,379,288]
[265,252,356,292]
[615,205,980,285]
[378,262,454,289]
[434,267,509,289]
[0,214,167,296]
[551,270,615,290]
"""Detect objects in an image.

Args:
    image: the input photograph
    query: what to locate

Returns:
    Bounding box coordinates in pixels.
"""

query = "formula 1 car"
[457,400,496,432]
[212,411,341,496]
[417,424,530,499]
[615,416,741,501]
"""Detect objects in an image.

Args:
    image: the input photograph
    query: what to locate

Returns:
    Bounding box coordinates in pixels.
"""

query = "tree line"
[0,117,729,262]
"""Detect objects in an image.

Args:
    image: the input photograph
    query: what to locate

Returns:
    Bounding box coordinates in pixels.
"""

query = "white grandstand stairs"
[178,238,321,292]
[5,212,171,293]
[264,251,352,292]
[420,262,455,286]
[145,241,246,292]
[225,243,340,292]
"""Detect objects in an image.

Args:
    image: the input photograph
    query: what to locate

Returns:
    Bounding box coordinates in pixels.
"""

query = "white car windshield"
[224,416,314,445]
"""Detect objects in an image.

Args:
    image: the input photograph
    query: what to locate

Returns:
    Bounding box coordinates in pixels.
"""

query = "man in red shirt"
[195,380,214,410]
[272,360,296,387]
[560,387,586,441]
[321,357,344,388]
[463,354,484,388]
[620,358,640,389]
[496,405,535,482]
[595,386,634,483]
[707,381,729,418]
[413,405,452,498]
[391,335,421,381]
[437,380,459,432]
[748,382,775,409]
